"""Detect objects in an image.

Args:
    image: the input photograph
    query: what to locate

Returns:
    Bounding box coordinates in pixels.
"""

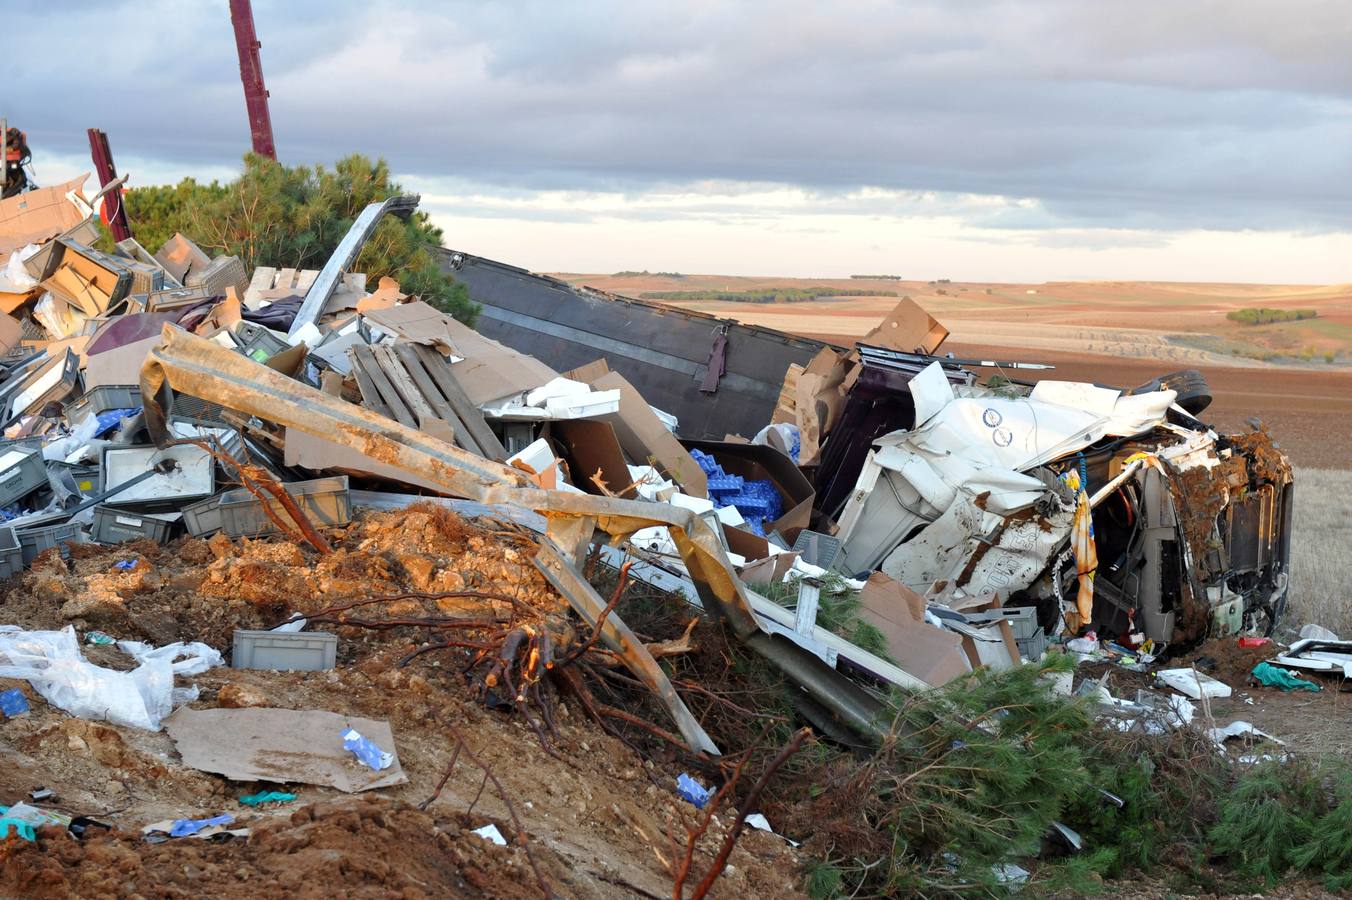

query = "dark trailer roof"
[439,249,832,440]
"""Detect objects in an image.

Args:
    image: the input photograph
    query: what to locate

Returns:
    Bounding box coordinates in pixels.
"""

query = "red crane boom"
[229,0,277,160]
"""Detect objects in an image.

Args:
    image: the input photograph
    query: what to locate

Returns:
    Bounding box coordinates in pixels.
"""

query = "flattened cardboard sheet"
[164,706,407,793]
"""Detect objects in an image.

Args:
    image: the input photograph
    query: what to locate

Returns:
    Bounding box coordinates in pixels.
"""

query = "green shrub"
[1226,307,1319,326]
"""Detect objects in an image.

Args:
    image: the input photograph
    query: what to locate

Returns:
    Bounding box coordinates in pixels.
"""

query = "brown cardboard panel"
[549,419,637,498]
[860,296,949,355]
[0,175,90,265]
[355,276,407,314]
[681,439,814,541]
[0,313,24,356]
[0,288,39,314]
[794,348,854,466]
[591,371,707,499]
[738,550,799,585]
[857,572,971,686]
[723,521,770,562]
[154,233,211,283]
[164,706,407,793]
[563,358,610,382]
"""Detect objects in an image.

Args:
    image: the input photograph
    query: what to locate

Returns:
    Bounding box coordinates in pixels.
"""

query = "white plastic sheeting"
[0,626,221,731]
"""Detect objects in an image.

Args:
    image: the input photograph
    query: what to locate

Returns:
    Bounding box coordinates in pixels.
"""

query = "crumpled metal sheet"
[880,490,1074,597]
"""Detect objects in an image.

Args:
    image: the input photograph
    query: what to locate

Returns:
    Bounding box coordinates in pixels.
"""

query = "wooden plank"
[244,267,277,306]
[412,344,508,461]
[391,343,482,456]
[370,344,440,427]
[344,347,393,420]
[349,345,417,428]
[295,269,319,292]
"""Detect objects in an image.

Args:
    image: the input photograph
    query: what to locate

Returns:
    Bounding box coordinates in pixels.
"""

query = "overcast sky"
[11,0,1351,281]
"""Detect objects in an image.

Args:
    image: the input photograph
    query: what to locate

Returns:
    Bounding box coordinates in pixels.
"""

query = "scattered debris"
[1252,661,1322,692]
[0,153,1315,898]
[1157,667,1234,699]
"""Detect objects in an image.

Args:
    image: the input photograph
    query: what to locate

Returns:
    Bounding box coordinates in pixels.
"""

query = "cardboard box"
[549,419,637,499]
[154,233,211,284]
[0,175,89,266]
[855,573,971,686]
[681,439,814,542]
[859,296,949,355]
[737,550,799,586]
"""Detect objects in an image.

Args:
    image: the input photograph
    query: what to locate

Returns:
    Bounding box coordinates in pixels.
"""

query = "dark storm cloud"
[9,0,1351,231]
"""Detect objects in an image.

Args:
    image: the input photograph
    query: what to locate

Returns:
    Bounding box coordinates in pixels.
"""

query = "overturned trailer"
[824,356,1293,650]
[441,251,1294,653]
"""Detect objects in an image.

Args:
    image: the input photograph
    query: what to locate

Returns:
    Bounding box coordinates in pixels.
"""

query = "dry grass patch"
[1285,468,1352,637]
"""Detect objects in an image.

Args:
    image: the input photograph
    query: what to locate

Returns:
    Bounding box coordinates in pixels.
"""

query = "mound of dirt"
[0,504,808,899]
[0,797,548,899]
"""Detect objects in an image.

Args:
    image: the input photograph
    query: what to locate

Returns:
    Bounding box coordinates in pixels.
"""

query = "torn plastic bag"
[0,626,221,730]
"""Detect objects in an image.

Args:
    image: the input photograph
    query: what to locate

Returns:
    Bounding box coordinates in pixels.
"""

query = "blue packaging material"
[114,559,136,571]
[706,474,745,496]
[691,450,785,529]
[239,791,297,807]
[676,773,712,808]
[690,449,719,475]
[0,688,29,717]
[342,728,394,770]
[0,813,36,842]
[94,408,140,438]
[169,813,233,837]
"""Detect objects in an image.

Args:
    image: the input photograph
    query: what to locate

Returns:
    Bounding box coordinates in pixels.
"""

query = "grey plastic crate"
[218,476,351,538]
[0,527,22,579]
[100,444,215,509]
[17,521,86,565]
[966,606,1044,661]
[168,418,245,478]
[65,384,142,427]
[232,629,337,671]
[232,322,290,363]
[0,441,48,508]
[91,506,177,545]
[1017,629,1048,662]
[48,461,101,499]
[182,495,223,537]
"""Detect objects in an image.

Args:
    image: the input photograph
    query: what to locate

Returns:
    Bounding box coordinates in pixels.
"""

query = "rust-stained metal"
[141,325,776,753]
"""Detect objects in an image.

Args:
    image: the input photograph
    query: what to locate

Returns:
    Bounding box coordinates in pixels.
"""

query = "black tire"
[1132,368,1212,416]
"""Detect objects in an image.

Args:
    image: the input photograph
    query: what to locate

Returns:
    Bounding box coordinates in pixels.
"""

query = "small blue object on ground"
[169,813,234,838]
[342,728,394,771]
[676,773,712,808]
[0,688,29,717]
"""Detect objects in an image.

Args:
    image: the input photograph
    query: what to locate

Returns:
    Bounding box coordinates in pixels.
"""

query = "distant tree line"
[851,274,903,280]
[642,287,898,304]
[613,270,685,278]
[1226,307,1319,326]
